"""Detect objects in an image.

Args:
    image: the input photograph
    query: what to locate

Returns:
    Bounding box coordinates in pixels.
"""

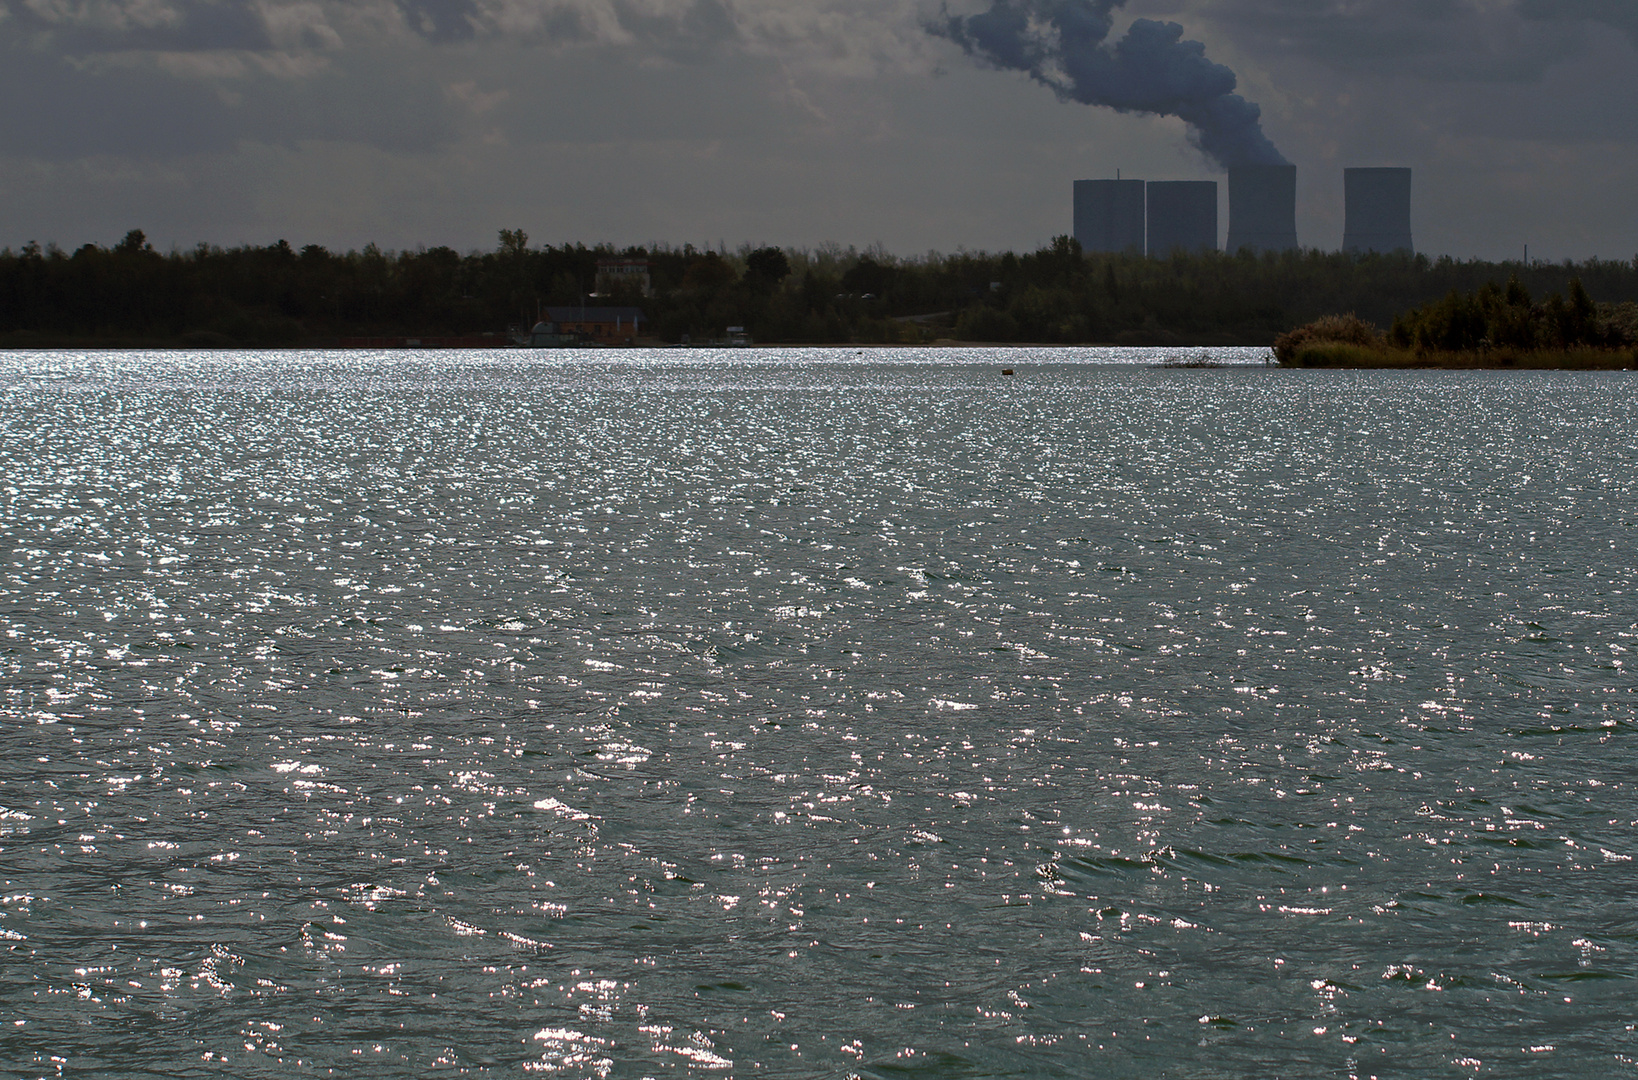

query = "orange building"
[545,306,647,346]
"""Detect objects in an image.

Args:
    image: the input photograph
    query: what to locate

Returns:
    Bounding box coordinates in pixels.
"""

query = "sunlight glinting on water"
[0,348,1634,1078]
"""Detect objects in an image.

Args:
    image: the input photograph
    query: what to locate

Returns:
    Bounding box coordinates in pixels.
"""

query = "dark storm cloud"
[1521,0,1638,44]
[0,0,759,167]
[5,0,276,53]
[0,39,461,160]
[934,0,1286,169]
[397,0,479,43]
[0,45,235,157]
[1182,0,1615,82]
[387,0,740,54]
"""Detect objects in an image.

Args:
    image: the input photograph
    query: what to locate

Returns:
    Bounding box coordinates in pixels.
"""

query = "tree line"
[5,228,1638,347]
[1274,276,1638,367]
[1388,276,1638,352]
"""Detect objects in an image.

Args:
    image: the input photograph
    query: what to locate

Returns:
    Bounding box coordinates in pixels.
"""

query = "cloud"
[259,2,342,50]
[0,43,235,155]
[0,28,462,159]
[1165,0,1600,83]
[395,0,477,42]
[16,0,185,34]
[373,0,939,74]
[1522,0,1638,44]
[11,0,274,52]
[4,0,1638,261]
[444,77,507,113]
[1,0,942,76]
[8,0,1634,81]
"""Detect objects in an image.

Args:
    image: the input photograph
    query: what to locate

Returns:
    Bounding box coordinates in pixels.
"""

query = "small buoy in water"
[1002,369,1014,376]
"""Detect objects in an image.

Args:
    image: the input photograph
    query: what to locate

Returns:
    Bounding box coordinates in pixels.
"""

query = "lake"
[1,347,1634,1078]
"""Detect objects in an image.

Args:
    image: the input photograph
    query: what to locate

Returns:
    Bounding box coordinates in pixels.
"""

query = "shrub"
[1598,301,1638,346]
[1273,312,1382,364]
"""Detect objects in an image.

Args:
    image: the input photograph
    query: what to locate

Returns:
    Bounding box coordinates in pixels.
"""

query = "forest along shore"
[1275,277,1638,369]
[7,229,1638,351]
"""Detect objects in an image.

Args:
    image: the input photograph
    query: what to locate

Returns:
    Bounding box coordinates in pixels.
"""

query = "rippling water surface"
[2,348,1635,1078]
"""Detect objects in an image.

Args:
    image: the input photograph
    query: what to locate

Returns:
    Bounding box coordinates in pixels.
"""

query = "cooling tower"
[1343,168,1413,255]
[1073,179,1146,255]
[1226,165,1298,254]
[1146,181,1218,256]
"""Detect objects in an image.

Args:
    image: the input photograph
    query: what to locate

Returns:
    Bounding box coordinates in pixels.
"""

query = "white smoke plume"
[932,0,1287,169]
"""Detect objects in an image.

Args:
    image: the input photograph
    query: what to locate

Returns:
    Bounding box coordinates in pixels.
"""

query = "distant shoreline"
[4,340,1634,369]
[1276,341,1637,371]
[0,336,1269,352]
[0,336,1270,353]
[10,238,1638,353]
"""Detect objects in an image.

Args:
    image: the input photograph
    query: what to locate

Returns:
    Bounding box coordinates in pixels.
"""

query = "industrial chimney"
[1073,179,1145,255]
[1343,168,1413,255]
[1146,181,1218,256]
[1226,165,1297,254]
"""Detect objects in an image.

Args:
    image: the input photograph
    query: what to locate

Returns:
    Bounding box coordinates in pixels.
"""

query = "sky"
[3,0,1637,261]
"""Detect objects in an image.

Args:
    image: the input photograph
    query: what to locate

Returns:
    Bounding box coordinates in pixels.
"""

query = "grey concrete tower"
[1146,181,1218,256]
[1073,179,1145,255]
[1343,168,1413,254]
[1226,165,1298,253]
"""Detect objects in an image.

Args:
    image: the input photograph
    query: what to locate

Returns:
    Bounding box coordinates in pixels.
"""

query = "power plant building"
[1226,165,1298,253]
[1343,168,1413,254]
[1073,165,1410,258]
[1146,181,1218,255]
[1073,179,1146,255]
